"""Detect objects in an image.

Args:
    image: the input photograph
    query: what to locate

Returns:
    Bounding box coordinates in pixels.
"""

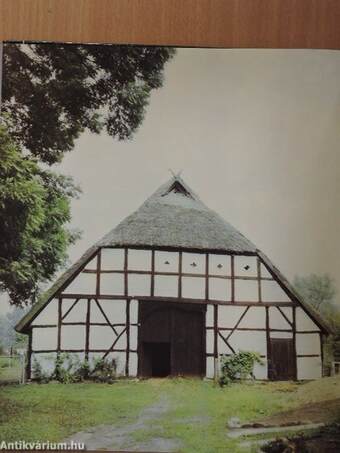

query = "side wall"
[29,247,323,380]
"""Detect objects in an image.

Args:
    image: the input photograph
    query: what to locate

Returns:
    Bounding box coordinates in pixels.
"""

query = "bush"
[219,351,264,386]
[32,358,51,383]
[90,357,117,384]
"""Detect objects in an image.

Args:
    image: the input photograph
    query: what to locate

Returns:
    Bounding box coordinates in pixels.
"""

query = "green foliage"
[32,358,50,384]
[0,125,80,306]
[90,357,117,384]
[219,351,264,386]
[0,307,28,349]
[294,274,336,312]
[34,354,118,384]
[3,43,175,164]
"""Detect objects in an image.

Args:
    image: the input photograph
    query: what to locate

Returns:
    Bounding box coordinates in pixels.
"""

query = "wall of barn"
[29,247,322,380]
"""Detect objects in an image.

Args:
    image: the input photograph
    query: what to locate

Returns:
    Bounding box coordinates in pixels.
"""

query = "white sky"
[1,48,340,314]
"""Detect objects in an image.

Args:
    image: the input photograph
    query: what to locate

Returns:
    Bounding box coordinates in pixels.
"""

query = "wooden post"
[57,298,62,354]
[265,306,270,379]
[213,304,218,380]
[96,249,101,296]
[231,255,235,303]
[26,330,32,380]
[292,306,297,380]
[85,298,91,361]
[125,300,130,376]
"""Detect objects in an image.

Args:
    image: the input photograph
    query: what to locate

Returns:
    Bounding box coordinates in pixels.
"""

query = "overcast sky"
[1,48,340,315]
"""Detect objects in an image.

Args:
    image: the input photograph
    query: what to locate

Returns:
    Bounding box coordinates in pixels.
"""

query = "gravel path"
[63,396,183,452]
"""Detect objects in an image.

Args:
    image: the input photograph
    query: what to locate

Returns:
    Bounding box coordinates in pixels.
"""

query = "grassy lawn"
[0,377,339,452]
[0,357,22,383]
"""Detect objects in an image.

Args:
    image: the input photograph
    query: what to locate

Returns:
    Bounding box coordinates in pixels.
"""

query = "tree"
[294,274,337,312]
[0,125,80,306]
[0,307,28,351]
[2,43,175,164]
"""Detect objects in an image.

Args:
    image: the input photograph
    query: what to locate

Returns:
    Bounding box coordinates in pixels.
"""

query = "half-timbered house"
[16,176,329,380]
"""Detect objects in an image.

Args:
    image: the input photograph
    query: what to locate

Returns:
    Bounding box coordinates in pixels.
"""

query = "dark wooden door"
[138,301,206,377]
[268,338,296,380]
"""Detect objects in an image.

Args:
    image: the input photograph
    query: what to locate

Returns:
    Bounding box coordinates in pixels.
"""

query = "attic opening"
[162,180,193,198]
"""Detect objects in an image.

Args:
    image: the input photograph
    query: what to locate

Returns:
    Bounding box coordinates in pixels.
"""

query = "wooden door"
[138,301,206,377]
[268,338,296,380]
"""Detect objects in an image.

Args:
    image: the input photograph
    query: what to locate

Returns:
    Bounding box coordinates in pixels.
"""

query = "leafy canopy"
[294,274,336,311]
[2,43,175,164]
[0,125,80,305]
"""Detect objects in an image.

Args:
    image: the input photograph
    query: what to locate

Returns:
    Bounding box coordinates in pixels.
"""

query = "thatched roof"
[98,176,257,252]
[15,177,331,334]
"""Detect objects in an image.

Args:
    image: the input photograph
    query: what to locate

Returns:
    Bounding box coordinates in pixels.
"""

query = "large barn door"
[138,301,205,377]
[268,338,296,380]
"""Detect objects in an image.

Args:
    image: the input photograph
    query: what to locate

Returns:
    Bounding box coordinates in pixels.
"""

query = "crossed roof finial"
[168,168,183,179]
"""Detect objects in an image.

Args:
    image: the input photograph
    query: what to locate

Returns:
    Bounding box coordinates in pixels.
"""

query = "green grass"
[1,377,338,452]
[0,357,22,383]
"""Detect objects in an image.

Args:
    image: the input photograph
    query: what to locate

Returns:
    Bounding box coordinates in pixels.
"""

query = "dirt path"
[63,396,183,452]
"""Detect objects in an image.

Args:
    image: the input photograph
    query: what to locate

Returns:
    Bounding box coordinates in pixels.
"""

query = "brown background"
[1,0,340,48]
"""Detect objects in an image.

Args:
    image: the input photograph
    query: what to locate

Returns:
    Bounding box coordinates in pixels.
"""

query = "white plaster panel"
[209,278,231,301]
[218,306,245,328]
[95,300,126,324]
[238,307,266,329]
[128,274,151,297]
[154,275,178,297]
[89,326,115,350]
[261,280,291,302]
[269,307,292,330]
[130,300,138,324]
[206,329,214,354]
[64,272,96,294]
[106,351,126,376]
[206,305,214,327]
[297,357,322,380]
[270,331,293,339]
[129,352,138,377]
[83,256,97,271]
[155,251,179,273]
[114,327,127,349]
[128,249,151,271]
[218,335,234,354]
[31,353,57,376]
[260,263,273,278]
[296,308,320,331]
[100,273,124,295]
[101,248,125,270]
[296,333,321,355]
[228,331,267,355]
[206,356,215,378]
[234,256,258,277]
[63,299,87,323]
[60,325,85,350]
[32,299,58,325]
[32,327,57,350]
[182,277,205,299]
[209,254,231,276]
[253,359,268,379]
[235,279,259,302]
[280,307,293,322]
[130,326,138,350]
[182,252,206,274]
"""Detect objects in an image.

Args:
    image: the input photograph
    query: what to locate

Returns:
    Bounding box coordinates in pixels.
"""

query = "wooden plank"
[96,249,101,296]
[94,299,118,335]
[61,298,79,321]
[85,298,90,360]
[292,306,297,380]
[26,329,32,380]
[2,0,340,49]
[125,300,130,376]
[265,306,271,379]
[231,255,235,303]
[57,297,62,353]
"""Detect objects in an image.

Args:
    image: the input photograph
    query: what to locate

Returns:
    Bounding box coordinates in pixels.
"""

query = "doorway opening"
[143,342,171,377]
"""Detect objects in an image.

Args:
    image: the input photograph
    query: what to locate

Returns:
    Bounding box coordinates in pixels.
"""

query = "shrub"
[90,357,117,384]
[32,358,51,383]
[219,351,264,386]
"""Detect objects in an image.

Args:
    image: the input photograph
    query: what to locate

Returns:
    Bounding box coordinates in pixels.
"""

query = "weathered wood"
[276,306,293,328]
[292,306,297,379]
[26,329,32,380]
[231,255,235,303]
[125,300,130,376]
[103,328,127,359]
[257,257,262,303]
[96,249,101,296]
[57,298,62,353]
[178,251,182,298]
[85,298,91,360]
[265,306,271,379]
[269,338,295,380]
[151,249,155,297]
[205,253,209,300]
[217,330,235,354]
[124,248,128,296]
